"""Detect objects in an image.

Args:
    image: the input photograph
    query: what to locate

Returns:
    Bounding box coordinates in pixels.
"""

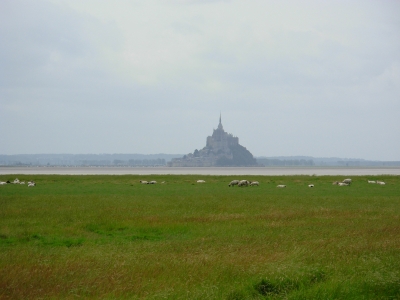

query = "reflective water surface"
[1,167,400,176]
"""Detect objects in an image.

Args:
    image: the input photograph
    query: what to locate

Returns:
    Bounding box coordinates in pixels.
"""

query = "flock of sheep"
[332,178,386,186]
[135,178,389,187]
[228,180,259,187]
[139,180,159,184]
[226,178,386,188]
[139,180,208,184]
[332,178,353,186]
[367,180,386,185]
[227,179,291,188]
[0,178,36,187]
[1,177,387,188]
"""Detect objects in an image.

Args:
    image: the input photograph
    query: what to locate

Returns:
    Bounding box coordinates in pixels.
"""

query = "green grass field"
[0,174,399,299]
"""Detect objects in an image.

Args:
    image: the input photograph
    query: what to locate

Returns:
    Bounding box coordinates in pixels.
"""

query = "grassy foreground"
[0,174,399,299]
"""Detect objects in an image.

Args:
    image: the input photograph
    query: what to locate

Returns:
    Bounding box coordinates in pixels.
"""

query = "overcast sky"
[1,0,399,160]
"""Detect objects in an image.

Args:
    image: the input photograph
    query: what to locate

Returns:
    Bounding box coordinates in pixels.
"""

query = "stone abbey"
[168,115,257,167]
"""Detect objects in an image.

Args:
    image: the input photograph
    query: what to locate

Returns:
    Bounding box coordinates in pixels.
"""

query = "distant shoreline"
[1,166,400,176]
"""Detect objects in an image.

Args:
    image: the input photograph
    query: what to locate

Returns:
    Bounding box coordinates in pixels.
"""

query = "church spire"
[218,112,223,130]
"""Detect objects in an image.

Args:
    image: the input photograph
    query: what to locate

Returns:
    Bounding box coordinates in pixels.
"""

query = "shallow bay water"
[1,166,399,176]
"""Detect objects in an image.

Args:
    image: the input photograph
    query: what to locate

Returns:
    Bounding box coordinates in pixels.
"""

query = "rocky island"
[168,115,258,167]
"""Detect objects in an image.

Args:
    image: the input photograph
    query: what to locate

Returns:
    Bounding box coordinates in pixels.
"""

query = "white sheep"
[308,184,314,188]
[277,185,286,188]
[377,181,386,185]
[139,180,148,184]
[338,182,349,186]
[342,178,352,184]
[228,180,239,187]
[197,180,206,183]
[250,181,259,186]
[368,180,376,184]
[238,180,249,187]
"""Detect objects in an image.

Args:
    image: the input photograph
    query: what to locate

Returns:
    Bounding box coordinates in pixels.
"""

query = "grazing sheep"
[0,181,8,185]
[148,181,157,184]
[20,181,25,184]
[342,178,352,184]
[250,181,259,186]
[139,180,148,184]
[27,181,36,187]
[12,178,20,184]
[197,180,206,183]
[228,180,239,187]
[238,180,249,187]
[368,180,376,184]
[308,184,314,188]
[332,181,339,185]
[338,182,349,186]
[277,185,286,188]
[377,181,386,185]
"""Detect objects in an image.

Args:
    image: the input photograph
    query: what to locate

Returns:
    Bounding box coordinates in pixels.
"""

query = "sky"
[1,0,399,161]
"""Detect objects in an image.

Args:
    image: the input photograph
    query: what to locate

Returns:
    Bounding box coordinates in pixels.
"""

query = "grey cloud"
[0,0,399,159]
[0,0,122,90]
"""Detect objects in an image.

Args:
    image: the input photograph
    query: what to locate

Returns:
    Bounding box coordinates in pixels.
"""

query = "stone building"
[168,115,257,167]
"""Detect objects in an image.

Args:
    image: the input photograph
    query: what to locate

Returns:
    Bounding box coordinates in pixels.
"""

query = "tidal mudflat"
[1,166,400,175]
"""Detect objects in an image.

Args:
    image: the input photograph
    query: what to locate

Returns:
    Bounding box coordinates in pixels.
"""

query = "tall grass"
[0,174,399,299]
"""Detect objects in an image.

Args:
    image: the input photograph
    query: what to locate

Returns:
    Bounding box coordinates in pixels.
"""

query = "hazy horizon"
[1,153,399,163]
[1,1,399,161]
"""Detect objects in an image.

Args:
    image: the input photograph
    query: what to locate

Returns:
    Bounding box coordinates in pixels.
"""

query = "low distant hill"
[0,154,183,167]
[255,156,400,167]
[1,154,399,167]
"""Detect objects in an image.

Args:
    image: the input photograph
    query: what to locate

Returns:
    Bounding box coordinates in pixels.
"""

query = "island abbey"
[168,115,257,167]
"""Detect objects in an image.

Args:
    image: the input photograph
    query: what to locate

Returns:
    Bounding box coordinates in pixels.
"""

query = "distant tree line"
[1,154,399,167]
[256,158,315,166]
[256,157,400,167]
[335,160,400,167]
[0,154,174,167]
[115,159,166,166]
